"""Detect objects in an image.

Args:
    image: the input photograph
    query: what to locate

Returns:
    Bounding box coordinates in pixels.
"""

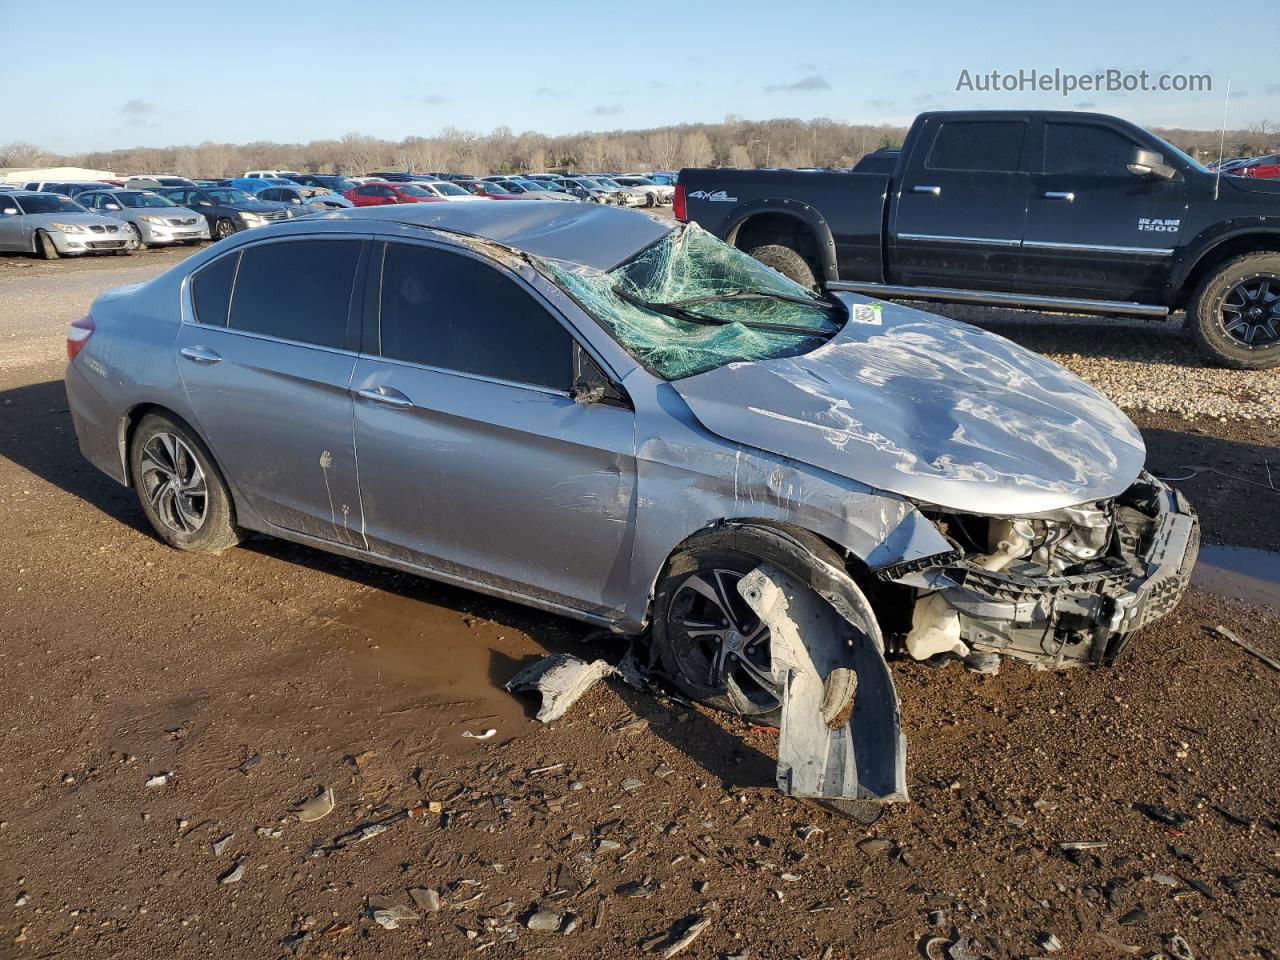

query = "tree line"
[2,116,1275,177]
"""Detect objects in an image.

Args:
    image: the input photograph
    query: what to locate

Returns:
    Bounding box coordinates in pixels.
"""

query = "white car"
[587,176,648,206]
[243,170,303,181]
[418,181,488,202]
[616,175,674,206]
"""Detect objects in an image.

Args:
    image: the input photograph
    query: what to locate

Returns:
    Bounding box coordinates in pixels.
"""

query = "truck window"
[1043,123,1138,175]
[925,121,1026,172]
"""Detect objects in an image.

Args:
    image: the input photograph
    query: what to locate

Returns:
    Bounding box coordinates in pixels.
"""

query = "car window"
[378,242,572,390]
[925,120,1026,172]
[190,252,240,327]
[229,240,362,349]
[260,189,278,200]
[1043,123,1140,175]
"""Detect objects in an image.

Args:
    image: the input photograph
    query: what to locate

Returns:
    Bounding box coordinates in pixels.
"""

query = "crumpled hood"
[671,294,1146,515]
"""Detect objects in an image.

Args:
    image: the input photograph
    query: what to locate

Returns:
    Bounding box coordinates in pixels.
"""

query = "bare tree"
[681,131,714,168]
[0,141,47,167]
[339,133,382,175]
[647,130,679,170]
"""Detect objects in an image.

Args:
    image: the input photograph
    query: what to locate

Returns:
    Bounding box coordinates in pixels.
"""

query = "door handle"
[911,185,942,196]
[357,386,413,409]
[1043,191,1076,201]
[179,345,222,364]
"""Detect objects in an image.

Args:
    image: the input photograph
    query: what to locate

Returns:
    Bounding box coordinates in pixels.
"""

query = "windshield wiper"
[666,288,831,309]
[612,285,839,339]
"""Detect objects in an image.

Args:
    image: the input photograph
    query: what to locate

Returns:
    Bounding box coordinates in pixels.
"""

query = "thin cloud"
[1074,101,1097,109]
[419,94,444,105]
[864,98,894,109]
[535,86,567,97]
[765,74,830,94]
[119,99,156,127]
[591,104,623,116]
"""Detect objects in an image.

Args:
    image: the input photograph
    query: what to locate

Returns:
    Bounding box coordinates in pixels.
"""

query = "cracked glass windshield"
[542,223,842,379]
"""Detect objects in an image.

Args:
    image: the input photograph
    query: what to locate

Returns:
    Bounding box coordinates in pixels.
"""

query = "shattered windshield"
[541,222,842,380]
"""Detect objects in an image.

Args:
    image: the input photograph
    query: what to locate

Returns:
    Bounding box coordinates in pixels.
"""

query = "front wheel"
[127,223,145,250]
[129,413,244,554]
[1187,252,1280,369]
[746,243,817,290]
[214,218,236,240]
[36,230,59,260]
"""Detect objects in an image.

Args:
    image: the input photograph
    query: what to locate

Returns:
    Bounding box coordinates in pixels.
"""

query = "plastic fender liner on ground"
[738,563,908,805]
[504,653,618,723]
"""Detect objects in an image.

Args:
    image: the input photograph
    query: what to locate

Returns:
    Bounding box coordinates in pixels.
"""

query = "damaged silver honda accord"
[66,201,1199,810]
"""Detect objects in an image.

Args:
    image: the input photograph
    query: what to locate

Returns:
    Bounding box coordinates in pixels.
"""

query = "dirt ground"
[1,246,1278,960]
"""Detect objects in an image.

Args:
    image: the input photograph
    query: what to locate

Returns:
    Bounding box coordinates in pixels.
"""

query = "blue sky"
[2,0,1273,153]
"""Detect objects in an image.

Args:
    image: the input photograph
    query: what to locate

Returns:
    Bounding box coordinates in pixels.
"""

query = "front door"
[351,240,637,617]
[1021,119,1187,300]
[889,117,1031,290]
[175,235,368,546]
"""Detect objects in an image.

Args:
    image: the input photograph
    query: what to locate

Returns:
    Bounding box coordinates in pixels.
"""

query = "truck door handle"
[356,386,413,409]
[912,185,942,196]
[1043,191,1076,201]
[179,345,222,365]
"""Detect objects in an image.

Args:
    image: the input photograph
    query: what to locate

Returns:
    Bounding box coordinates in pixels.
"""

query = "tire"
[214,218,235,241]
[36,230,59,260]
[650,523,870,722]
[129,412,244,554]
[747,243,817,290]
[126,222,145,250]
[1186,252,1280,369]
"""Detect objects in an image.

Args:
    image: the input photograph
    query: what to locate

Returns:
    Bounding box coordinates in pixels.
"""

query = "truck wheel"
[1187,252,1280,369]
[747,243,817,290]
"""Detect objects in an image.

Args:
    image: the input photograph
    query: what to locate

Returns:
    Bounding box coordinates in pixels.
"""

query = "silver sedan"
[78,189,210,248]
[65,203,1198,808]
[0,191,132,257]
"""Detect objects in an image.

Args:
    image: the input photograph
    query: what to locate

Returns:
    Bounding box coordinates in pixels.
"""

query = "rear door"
[175,235,370,545]
[1021,118,1187,300]
[351,239,637,616]
[889,117,1031,290]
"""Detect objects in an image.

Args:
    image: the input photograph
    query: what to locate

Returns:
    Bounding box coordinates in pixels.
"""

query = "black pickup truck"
[676,110,1280,368]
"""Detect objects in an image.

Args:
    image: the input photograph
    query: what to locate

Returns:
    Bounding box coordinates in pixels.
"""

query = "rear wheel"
[747,243,817,290]
[36,230,59,260]
[129,413,243,554]
[214,218,235,240]
[1187,252,1280,369]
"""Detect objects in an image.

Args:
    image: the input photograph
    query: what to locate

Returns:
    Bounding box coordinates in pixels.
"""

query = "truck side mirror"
[1127,148,1177,181]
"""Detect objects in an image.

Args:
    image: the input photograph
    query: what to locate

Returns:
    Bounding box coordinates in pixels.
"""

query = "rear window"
[228,239,361,348]
[190,252,239,327]
[925,120,1026,172]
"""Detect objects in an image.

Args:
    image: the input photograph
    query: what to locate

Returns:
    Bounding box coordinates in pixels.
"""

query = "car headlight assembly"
[140,215,167,225]
[240,211,262,222]
[50,222,86,234]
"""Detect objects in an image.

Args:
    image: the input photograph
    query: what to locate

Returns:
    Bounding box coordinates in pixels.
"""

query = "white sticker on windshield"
[848,303,883,326]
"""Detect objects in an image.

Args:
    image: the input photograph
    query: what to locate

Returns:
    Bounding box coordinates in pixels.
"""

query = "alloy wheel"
[215,219,234,240]
[667,568,781,712]
[1220,274,1280,348]
[138,433,208,534]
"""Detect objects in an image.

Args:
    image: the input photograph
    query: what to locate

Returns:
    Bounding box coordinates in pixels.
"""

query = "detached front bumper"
[888,474,1200,669]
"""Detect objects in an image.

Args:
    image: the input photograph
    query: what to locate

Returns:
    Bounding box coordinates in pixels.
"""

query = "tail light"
[67,314,95,360]
[673,183,687,222]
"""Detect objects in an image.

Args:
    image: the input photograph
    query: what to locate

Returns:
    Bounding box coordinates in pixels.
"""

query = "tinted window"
[1043,123,1140,175]
[191,252,239,327]
[378,242,572,389]
[229,239,361,348]
[926,121,1026,172]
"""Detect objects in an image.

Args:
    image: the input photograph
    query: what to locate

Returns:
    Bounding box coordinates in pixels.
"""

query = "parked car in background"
[644,172,679,185]
[483,177,579,201]
[0,191,132,258]
[125,175,196,190]
[156,186,294,239]
[539,176,611,202]
[1233,154,1280,179]
[414,180,487,202]
[588,176,644,206]
[29,181,119,199]
[230,177,298,194]
[77,189,210,247]
[289,174,361,193]
[454,180,532,200]
[243,170,302,181]
[256,185,353,210]
[613,175,671,206]
[343,182,444,206]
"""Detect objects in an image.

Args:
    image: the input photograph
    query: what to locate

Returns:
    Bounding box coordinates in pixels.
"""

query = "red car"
[342,182,445,206]
[453,179,528,200]
[1235,155,1280,180]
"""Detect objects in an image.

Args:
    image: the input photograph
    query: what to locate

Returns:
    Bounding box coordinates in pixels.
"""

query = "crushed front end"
[880,473,1200,669]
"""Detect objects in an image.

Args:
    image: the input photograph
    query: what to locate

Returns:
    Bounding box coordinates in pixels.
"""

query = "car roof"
[317,201,674,271]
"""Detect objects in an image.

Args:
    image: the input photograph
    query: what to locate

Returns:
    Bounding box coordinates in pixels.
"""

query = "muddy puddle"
[317,585,594,729]
[1192,544,1280,609]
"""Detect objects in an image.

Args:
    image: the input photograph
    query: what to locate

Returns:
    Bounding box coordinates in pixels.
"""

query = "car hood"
[1223,175,1280,199]
[24,212,120,228]
[233,202,287,213]
[670,294,1146,515]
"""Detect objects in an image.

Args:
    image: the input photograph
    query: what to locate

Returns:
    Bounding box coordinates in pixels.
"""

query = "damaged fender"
[738,563,908,805]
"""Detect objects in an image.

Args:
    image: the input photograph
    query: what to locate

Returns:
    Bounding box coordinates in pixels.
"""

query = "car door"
[351,239,637,616]
[889,116,1031,290]
[175,235,370,546]
[1021,118,1188,300]
[0,196,27,250]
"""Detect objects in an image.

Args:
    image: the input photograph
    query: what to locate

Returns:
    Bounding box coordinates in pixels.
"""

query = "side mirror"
[290,197,301,204]
[570,345,630,408]
[1127,148,1177,181]
[198,200,212,206]
[1,207,17,215]
[105,203,121,211]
